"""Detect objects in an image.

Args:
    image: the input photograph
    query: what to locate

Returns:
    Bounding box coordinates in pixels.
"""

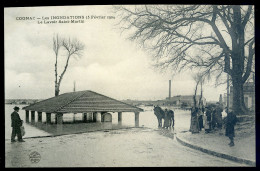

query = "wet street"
[5,105,244,167]
[5,128,245,167]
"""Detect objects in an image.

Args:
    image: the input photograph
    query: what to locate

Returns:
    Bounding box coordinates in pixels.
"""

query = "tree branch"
[242,5,253,28]
[242,39,254,83]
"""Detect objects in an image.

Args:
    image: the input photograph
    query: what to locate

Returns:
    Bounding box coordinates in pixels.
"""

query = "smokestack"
[73,81,76,92]
[169,80,171,100]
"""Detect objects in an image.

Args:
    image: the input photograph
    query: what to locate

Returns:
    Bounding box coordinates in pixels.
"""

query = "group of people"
[190,103,237,147]
[190,102,224,134]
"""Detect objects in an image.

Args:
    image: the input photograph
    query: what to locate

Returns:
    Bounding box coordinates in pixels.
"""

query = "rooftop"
[166,95,205,101]
[23,90,143,113]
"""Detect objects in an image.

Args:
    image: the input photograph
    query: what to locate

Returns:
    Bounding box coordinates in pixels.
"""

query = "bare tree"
[199,75,205,109]
[193,73,204,108]
[114,5,254,115]
[53,34,84,96]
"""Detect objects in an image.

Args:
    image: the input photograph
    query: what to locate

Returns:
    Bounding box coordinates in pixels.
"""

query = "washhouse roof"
[22,90,143,113]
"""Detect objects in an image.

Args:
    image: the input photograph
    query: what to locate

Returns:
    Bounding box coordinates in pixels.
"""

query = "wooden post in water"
[38,112,42,122]
[31,111,35,123]
[25,110,29,123]
[46,113,51,124]
[135,112,139,127]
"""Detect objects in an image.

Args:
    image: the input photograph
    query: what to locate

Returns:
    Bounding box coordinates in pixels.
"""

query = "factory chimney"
[169,80,171,100]
[73,81,76,92]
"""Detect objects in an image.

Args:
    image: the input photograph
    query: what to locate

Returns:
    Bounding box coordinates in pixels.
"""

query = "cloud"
[4,6,226,101]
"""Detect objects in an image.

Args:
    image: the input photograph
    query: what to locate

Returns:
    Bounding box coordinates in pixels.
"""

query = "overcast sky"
[4,5,227,101]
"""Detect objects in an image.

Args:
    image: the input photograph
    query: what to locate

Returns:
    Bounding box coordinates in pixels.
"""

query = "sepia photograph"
[4,3,256,167]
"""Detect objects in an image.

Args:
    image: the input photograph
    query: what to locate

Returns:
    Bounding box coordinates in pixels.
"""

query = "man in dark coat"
[215,102,224,129]
[225,110,237,147]
[11,106,25,142]
[190,107,199,133]
[163,109,170,129]
[205,107,212,133]
[211,107,218,130]
[198,108,204,131]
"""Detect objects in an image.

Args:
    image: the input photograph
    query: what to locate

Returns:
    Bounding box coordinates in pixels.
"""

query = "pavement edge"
[175,135,256,166]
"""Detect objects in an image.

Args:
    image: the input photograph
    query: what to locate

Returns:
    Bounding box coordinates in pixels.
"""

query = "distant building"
[165,95,206,107]
[229,82,255,111]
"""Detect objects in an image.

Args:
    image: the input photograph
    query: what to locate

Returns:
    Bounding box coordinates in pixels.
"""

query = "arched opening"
[102,113,112,122]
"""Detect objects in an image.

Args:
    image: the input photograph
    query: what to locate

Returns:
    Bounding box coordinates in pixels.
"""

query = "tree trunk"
[55,84,60,96]
[240,82,249,114]
[230,6,250,115]
[232,73,247,115]
[193,81,199,108]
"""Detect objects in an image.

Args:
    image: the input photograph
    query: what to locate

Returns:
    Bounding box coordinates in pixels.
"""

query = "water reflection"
[28,121,135,136]
[6,104,191,139]
[157,127,175,139]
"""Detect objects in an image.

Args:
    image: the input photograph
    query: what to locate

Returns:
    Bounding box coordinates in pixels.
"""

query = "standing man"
[225,109,237,147]
[190,107,199,134]
[205,106,212,133]
[11,106,25,142]
[215,102,224,129]
[198,108,204,131]
[163,109,170,129]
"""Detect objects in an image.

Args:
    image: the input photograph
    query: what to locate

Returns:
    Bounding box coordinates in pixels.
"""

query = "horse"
[153,106,175,128]
[165,109,175,128]
[153,106,165,128]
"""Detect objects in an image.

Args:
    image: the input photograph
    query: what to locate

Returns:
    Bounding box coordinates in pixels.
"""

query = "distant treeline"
[5,99,44,105]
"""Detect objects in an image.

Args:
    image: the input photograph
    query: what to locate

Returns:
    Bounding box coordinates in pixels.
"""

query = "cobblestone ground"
[5,128,246,167]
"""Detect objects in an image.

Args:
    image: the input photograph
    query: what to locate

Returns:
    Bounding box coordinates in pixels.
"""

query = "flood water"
[5,104,191,140]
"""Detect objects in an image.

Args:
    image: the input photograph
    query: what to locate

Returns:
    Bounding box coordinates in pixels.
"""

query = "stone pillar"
[31,111,35,123]
[25,110,29,123]
[83,113,87,122]
[46,113,51,124]
[135,112,139,127]
[87,113,93,122]
[38,112,42,122]
[96,112,101,122]
[56,113,63,124]
[101,113,104,122]
[118,112,122,123]
[73,113,76,123]
[93,112,97,122]
[55,114,57,124]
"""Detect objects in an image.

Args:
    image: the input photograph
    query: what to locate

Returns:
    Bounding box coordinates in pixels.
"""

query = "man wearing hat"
[11,106,25,142]
[225,107,237,147]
